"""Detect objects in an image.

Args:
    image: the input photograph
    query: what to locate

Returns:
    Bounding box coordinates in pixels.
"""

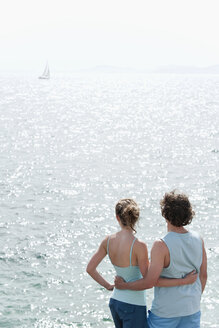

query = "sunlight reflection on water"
[0,72,218,327]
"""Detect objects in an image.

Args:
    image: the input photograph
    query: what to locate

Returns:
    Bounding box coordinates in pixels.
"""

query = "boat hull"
[39,76,50,79]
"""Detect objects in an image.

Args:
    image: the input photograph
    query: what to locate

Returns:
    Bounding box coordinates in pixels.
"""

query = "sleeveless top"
[151,230,203,318]
[107,236,146,306]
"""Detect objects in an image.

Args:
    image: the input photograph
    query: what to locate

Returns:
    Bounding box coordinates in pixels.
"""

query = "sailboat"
[39,62,50,79]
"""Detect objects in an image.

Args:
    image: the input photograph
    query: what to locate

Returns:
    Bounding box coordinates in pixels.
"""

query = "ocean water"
[0,72,218,328]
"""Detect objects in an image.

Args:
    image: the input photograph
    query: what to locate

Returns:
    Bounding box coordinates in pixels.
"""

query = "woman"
[86,198,196,328]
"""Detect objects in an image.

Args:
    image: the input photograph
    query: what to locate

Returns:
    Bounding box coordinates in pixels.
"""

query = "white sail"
[39,62,50,79]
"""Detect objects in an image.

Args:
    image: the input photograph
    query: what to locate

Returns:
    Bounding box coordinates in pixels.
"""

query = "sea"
[0,71,218,327]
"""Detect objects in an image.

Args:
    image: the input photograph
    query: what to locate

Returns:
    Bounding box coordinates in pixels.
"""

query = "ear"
[116,215,120,223]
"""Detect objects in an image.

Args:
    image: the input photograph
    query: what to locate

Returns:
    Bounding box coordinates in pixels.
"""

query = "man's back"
[151,230,202,318]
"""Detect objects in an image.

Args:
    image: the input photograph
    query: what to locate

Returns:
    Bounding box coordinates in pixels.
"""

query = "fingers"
[108,285,114,291]
[188,272,198,284]
[187,270,197,276]
[114,276,123,283]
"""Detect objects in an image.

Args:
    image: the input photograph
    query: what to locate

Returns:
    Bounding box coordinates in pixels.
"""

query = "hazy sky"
[1,0,218,71]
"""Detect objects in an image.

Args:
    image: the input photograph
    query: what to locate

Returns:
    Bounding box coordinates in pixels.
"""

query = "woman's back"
[107,231,139,267]
[86,198,149,328]
[108,231,148,306]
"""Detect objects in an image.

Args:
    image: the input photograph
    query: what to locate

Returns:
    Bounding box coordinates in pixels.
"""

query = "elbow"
[142,278,154,290]
[147,282,154,289]
[153,281,159,287]
[86,264,92,275]
[147,278,158,289]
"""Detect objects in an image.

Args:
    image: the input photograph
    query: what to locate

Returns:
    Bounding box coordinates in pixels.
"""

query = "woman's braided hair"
[115,199,140,233]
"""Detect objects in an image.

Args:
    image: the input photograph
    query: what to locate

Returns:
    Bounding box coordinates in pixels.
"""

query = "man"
[115,190,207,328]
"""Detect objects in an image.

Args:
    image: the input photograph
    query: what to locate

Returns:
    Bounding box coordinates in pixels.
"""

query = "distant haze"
[1,0,219,72]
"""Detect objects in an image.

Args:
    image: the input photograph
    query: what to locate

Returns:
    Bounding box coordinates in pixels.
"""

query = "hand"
[106,284,114,291]
[184,270,198,285]
[114,276,126,290]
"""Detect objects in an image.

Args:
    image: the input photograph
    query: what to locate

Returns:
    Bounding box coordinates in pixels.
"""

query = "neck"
[117,216,135,234]
[167,221,188,233]
[119,224,134,234]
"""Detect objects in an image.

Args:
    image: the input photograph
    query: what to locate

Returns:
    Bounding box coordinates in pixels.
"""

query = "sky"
[0,0,218,71]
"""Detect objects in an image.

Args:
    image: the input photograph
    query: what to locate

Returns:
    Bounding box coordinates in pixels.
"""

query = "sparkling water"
[0,72,218,327]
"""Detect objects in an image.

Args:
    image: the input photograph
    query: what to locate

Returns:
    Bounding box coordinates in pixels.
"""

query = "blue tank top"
[151,230,202,318]
[107,236,146,306]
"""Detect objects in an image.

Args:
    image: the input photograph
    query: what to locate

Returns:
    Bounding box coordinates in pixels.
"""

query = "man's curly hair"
[160,190,195,227]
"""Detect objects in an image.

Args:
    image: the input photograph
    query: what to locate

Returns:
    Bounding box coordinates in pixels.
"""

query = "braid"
[115,199,139,232]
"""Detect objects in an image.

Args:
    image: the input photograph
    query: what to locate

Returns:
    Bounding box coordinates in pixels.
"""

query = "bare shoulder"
[100,235,110,250]
[152,239,168,253]
[200,237,207,256]
[200,237,205,245]
[101,233,117,250]
[198,236,206,251]
[134,238,148,252]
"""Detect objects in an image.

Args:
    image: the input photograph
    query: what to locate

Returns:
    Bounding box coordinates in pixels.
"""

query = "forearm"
[156,277,187,287]
[200,274,207,293]
[87,269,112,289]
[122,277,154,291]
[199,240,207,293]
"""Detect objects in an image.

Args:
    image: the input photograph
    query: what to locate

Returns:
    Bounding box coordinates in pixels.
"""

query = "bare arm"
[115,240,166,290]
[136,241,149,277]
[199,239,207,293]
[156,270,198,287]
[115,240,198,290]
[86,237,114,291]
